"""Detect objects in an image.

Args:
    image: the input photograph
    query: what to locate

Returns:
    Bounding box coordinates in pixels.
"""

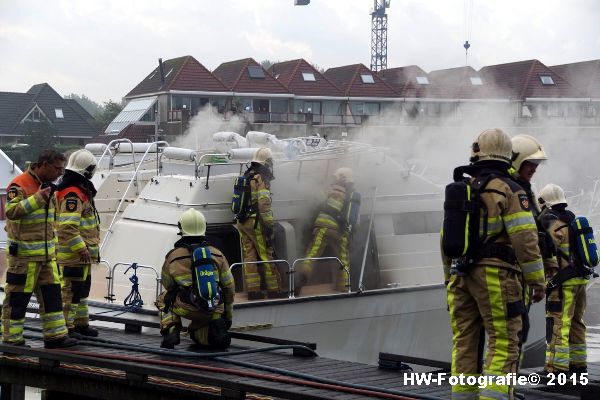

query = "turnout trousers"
[545,283,587,372]
[156,291,223,346]
[236,218,280,294]
[2,258,68,344]
[303,227,349,292]
[447,266,525,400]
[61,263,92,330]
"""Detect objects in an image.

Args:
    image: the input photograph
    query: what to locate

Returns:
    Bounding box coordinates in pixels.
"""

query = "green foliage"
[94,100,124,130]
[64,93,103,117]
[22,120,59,162]
[260,59,279,71]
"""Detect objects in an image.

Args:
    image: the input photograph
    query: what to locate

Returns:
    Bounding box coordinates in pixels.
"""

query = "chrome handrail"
[96,259,112,301]
[106,261,161,304]
[229,260,292,297]
[291,257,348,298]
[358,186,378,292]
[100,141,169,252]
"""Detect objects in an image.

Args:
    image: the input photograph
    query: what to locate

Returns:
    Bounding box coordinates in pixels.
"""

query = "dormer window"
[302,72,316,81]
[55,109,64,118]
[416,76,429,85]
[248,66,265,79]
[540,75,555,85]
[470,77,483,85]
[23,105,45,123]
[361,74,375,84]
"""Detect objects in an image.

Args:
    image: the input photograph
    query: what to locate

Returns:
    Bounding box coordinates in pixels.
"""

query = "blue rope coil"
[123,263,144,311]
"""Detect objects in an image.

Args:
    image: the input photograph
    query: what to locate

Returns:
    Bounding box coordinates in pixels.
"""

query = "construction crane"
[371,0,390,72]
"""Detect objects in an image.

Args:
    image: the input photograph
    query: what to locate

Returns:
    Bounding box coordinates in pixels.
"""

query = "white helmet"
[66,149,97,179]
[511,134,548,171]
[252,147,273,172]
[333,167,354,184]
[178,208,207,237]
[470,128,513,165]
[538,183,567,208]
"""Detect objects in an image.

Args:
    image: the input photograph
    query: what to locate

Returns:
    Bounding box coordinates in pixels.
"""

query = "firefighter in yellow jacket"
[235,147,282,300]
[442,129,546,400]
[156,208,235,349]
[538,183,588,374]
[56,149,100,338]
[1,149,77,348]
[300,168,356,293]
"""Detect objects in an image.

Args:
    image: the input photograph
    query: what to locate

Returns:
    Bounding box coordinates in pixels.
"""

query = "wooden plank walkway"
[1,319,599,399]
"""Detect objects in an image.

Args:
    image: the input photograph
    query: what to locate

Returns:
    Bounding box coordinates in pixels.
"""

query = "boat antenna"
[463,0,474,66]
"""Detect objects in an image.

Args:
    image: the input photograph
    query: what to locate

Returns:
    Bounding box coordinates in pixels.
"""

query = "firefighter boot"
[161,326,181,349]
[44,336,79,349]
[74,325,99,337]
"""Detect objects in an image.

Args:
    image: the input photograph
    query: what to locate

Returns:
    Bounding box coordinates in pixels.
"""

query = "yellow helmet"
[511,134,548,171]
[66,149,97,179]
[178,208,206,237]
[538,183,567,208]
[333,167,354,184]
[470,128,512,165]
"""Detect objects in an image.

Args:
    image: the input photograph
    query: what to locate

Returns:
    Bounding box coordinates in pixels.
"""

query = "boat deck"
[1,316,599,399]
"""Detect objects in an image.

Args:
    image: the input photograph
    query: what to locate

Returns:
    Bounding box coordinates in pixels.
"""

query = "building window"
[470,77,483,85]
[248,66,265,79]
[360,74,375,84]
[416,76,429,85]
[55,109,64,118]
[302,72,316,81]
[24,106,44,122]
[539,75,555,85]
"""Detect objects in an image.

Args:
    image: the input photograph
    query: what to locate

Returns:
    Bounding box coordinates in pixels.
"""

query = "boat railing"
[291,257,348,298]
[229,259,291,297]
[100,141,170,253]
[105,261,161,304]
[358,186,377,293]
[196,153,247,189]
[96,259,112,301]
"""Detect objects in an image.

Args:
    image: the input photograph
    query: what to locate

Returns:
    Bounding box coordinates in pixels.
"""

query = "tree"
[22,120,58,162]
[64,93,103,117]
[260,59,279,71]
[94,100,124,130]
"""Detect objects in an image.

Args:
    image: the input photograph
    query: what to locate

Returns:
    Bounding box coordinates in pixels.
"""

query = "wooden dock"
[1,315,599,400]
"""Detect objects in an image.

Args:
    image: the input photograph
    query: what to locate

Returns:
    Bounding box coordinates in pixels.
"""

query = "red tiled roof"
[428,66,504,99]
[269,59,344,97]
[378,66,447,98]
[212,58,291,95]
[479,59,585,99]
[126,56,228,98]
[324,64,398,98]
[550,60,600,98]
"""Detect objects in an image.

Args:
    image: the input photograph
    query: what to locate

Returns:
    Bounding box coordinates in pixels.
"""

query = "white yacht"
[81,133,549,367]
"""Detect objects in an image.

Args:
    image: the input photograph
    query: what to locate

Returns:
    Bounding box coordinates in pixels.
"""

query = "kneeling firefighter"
[156,208,235,349]
[538,183,597,374]
[441,128,545,400]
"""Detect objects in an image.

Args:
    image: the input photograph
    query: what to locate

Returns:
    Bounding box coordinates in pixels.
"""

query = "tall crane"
[371,0,390,72]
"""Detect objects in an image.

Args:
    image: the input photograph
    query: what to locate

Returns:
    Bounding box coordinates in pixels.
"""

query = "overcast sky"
[1,0,598,104]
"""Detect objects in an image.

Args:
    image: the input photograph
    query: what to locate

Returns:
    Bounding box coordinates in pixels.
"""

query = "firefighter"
[1,149,77,348]
[56,149,100,338]
[442,129,545,400]
[235,147,282,300]
[299,168,356,294]
[538,184,588,374]
[510,134,550,354]
[156,208,235,349]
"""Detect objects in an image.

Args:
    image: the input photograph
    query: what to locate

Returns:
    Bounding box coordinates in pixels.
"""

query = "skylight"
[55,109,64,118]
[470,77,483,85]
[302,72,316,81]
[148,71,157,80]
[540,75,555,85]
[416,76,429,85]
[165,68,174,78]
[248,66,265,79]
[361,74,375,84]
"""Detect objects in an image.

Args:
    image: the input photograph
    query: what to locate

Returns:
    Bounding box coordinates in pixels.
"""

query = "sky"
[1,0,599,104]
